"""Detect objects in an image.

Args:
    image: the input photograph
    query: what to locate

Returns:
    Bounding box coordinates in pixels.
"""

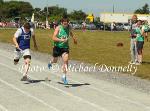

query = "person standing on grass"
[48,15,77,85]
[129,14,138,64]
[82,21,86,32]
[135,20,145,65]
[13,22,38,81]
[142,20,149,42]
[111,22,114,31]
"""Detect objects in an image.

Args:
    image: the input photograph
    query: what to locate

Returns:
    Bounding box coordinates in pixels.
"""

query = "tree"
[33,8,43,21]
[69,10,87,21]
[44,5,67,19]
[134,3,149,14]
[95,17,100,22]
[0,1,88,22]
[0,1,33,21]
[42,5,67,22]
[0,0,3,4]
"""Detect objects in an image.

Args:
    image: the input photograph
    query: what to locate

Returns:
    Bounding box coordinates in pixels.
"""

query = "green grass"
[0,29,150,79]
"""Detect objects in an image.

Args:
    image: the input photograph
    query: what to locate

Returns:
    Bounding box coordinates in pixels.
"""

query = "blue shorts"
[137,41,144,51]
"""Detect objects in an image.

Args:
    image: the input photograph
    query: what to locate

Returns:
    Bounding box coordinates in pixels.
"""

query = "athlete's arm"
[31,29,38,50]
[13,29,21,49]
[70,30,77,44]
[52,26,67,42]
[141,27,147,41]
[32,34,38,50]
[141,28,145,36]
[13,37,19,49]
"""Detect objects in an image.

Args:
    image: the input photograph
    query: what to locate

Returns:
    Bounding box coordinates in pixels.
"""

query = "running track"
[0,49,150,111]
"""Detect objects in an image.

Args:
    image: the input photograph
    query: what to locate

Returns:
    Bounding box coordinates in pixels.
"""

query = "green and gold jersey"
[54,25,70,48]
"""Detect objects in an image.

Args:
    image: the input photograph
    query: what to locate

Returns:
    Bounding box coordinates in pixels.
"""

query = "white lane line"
[65,73,150,110]
[0,62,109,111]
[39,80,107,111]
[0,65,59,111]
[36,63,150,111]
[1,51,150,110]
[0,78,59,111]
[0,104,8,111]
[35,71,150,111]
[44,70,150,110]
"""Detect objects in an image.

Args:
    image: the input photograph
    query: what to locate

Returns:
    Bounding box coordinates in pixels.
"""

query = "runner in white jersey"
[13,22,38,81]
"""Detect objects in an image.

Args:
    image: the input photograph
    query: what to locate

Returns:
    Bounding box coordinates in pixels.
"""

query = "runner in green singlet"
[48,15,77,85]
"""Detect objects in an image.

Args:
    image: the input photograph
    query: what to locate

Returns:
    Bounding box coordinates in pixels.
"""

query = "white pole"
[46,0,49,29]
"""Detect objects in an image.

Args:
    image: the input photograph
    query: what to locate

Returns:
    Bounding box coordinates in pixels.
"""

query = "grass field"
[0,29,150,79]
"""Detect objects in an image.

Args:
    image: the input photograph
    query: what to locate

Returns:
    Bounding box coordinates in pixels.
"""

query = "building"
[100,12,150,24]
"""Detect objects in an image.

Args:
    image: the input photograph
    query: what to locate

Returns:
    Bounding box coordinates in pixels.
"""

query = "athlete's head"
[137,20,142,27]
[24,22,31,32]
[61,15,69,28]
[144,20,148,24]
[132,15,137,23]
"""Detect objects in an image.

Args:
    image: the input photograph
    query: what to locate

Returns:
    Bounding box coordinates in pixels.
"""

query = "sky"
[4,0,150,17]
